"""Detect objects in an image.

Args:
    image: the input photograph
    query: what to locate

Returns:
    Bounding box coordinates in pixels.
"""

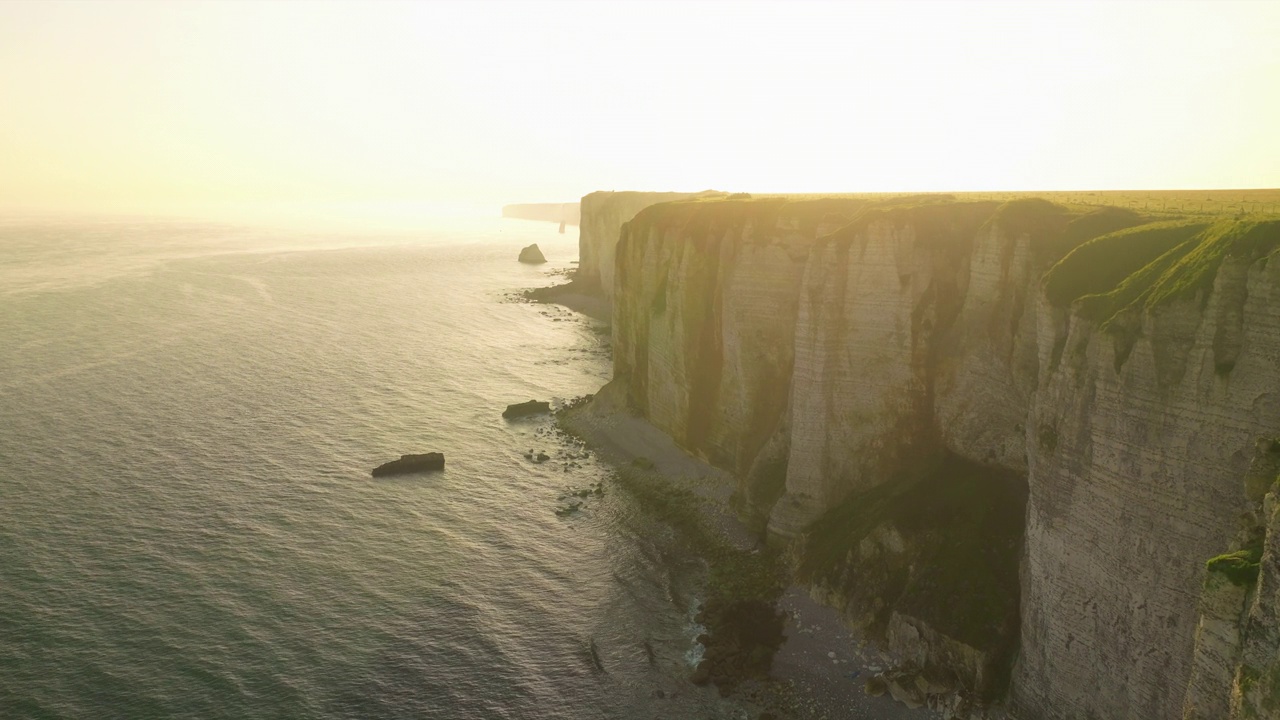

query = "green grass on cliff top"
[1044,217,1280,326]
[1042,220,1209,309]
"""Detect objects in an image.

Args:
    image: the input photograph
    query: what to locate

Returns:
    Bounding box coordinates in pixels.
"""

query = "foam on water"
[0,218,742,719]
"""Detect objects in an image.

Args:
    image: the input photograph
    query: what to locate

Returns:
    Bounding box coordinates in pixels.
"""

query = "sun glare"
[1,0,1277,223]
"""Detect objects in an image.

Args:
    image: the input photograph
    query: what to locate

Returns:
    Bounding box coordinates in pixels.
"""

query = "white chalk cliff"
[578,191,718,301]
[590,193,1280,719]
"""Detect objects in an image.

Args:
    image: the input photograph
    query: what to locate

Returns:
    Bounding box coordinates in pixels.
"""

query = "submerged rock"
[518,243,547,264]
[503,399,551,419]
[371,452,444,477]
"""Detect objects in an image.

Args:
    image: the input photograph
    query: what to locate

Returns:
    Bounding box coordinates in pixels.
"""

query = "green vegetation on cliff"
[1143,219,1280,308]
[1206,543,1263,587]
[1043,220,1208,310]
[1043,217,1280,328]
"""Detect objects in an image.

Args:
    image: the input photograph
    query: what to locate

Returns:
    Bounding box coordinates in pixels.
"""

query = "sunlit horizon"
[3,0,1279,226]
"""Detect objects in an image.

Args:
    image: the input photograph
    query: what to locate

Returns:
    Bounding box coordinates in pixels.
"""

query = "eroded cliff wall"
[608,195,1280,719]
[1013,220,1280,719]
[579,191,714,300]
[613,198,868,495]
[1182,440,1280,720]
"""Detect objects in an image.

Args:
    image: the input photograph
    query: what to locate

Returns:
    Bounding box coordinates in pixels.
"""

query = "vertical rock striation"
[605,194,1280,718]
[1013,220,1280,719]
[1182,440,1280,720]
[578,191,714,300]
[613,197,868,511]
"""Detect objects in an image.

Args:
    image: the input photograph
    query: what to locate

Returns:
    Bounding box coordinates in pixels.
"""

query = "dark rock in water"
[536,452,551,463]
[371,452,444,477]
[518,243,547,264]
[555,501,581,517]
[690,660,712,686]
[503,399,551,418]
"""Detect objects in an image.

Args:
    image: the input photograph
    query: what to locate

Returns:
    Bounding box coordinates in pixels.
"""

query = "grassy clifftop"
[1044,217,1280,327]
[623,192,1280,340]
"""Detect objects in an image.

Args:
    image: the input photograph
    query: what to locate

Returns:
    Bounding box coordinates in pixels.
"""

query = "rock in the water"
[371,452,444,477]
[518,243,547,264]
[503,399,551,419]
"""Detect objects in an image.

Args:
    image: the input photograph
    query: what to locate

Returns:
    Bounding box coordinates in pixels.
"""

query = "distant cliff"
[502,202,581,225]
[604,194,1280,719]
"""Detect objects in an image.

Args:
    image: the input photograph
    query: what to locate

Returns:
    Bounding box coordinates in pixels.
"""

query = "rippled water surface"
[0,217,735,719]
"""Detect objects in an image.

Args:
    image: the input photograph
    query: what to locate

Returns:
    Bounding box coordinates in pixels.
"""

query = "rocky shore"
[522,277,611,322]
[556,383,944,719]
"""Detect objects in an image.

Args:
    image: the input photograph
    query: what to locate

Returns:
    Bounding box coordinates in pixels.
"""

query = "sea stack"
[518,243,546,264]
[371,452,445,477]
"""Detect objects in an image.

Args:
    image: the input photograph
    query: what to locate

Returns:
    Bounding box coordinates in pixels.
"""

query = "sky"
[2,0,1279,224]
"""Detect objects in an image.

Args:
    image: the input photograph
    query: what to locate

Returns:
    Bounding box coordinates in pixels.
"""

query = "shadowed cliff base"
[555,385,943,719]
[799,455,1027,705]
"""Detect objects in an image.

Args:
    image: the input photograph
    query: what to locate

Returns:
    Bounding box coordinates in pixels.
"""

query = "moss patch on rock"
[1206,544,1263,587]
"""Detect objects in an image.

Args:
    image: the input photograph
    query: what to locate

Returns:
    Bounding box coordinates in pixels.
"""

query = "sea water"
[0,217,743,719]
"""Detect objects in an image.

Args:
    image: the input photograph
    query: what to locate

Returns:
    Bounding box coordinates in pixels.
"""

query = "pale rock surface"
[577,191,705,300]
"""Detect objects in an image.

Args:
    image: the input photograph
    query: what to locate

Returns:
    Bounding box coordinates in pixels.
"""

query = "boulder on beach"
[503,399,551,418]
[371,452,445,477]
[518,243,547,264]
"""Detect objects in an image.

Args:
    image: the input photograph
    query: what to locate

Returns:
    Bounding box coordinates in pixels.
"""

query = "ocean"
[0,217,747,719]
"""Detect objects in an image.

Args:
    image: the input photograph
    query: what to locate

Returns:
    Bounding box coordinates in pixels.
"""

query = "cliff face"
[612,198,868,495]
[1013,220,1280,719]
[579,191,713,300]
[1182,440,1280,720]
[607,195,1280,719]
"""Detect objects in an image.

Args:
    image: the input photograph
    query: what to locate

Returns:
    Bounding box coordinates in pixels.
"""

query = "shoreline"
[523,275,612,323]
[556,382,942,720]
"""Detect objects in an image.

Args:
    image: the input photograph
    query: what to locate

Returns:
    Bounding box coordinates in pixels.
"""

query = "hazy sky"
[2,0,1279,222]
